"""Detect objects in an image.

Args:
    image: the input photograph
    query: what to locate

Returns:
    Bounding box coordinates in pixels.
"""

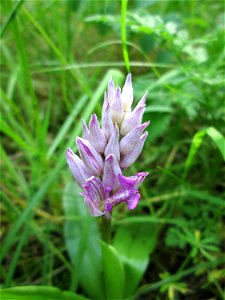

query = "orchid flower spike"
[66,74,150,217]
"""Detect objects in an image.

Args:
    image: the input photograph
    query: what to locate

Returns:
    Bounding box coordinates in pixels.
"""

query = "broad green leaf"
[113,225,158,297]
[100,241,125,300]
[63,182,104,300]
[0,286,89,300]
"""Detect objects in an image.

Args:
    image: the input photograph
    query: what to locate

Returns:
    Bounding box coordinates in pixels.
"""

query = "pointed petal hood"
[102,101,114,141]
[120,121,150,155]
[89,114,107,153]
[121,73,133,112]
[76,137,104,175]
[82,176,105,216]
[104,124,120,161]
[81,119,89,140]
[66,148,92,187]
[103,154,122,192]
[120,131,148,169]
[110,87,123,123]
[107,78,115,103]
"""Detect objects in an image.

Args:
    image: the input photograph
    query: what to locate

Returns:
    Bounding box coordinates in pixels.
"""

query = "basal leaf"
[0,286,89,300]
[113,225,158,297]
[100,241,125,300]
[63,182,104,300]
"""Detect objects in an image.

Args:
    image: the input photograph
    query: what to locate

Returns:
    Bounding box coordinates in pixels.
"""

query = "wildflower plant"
[66,74,149,242]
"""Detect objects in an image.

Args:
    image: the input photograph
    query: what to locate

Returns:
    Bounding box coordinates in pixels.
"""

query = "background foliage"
[1,0,224,299]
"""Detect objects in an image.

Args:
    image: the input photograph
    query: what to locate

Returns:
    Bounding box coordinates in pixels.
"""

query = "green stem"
[121,0,130,72]
[102,215,112,244]
[178,253,192,272]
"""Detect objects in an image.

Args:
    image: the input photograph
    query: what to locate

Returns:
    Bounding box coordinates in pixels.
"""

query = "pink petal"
[119,131,148,169]
[66,148,92,187]
[108,78,115,103]
[81,119,89,140]
[118,172,149,189]
[110,86,123,123]
[103,154,122,192]
[104,124,120,162]
[120,121,150,155]
[121,73,133,112]
[102,101,114,141]
[126,192,140,210]
[76,137,104,175]
[82,176,105,217]
[89,114,107,153]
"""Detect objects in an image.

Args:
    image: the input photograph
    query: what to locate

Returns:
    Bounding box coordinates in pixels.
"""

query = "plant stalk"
[101,214,112,244]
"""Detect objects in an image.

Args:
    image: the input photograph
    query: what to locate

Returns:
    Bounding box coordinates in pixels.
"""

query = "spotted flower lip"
[81,172,149,217]
[66,73,150,217]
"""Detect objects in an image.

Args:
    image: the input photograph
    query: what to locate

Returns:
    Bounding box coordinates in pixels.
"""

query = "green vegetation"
[1,0,224,299]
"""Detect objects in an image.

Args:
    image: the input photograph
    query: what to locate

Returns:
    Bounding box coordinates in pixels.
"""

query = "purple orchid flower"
[66,74,149,217]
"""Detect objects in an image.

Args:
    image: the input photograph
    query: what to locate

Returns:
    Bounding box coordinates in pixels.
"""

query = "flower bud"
[120,92,147,135]
[110,86,123,123]
[120,121,150,155]
[108,78,115,103]
[105,124,120,161]
[121,73,133,112]
[102,101,114,141]
[120,131,148,169]
[89,114,107,153]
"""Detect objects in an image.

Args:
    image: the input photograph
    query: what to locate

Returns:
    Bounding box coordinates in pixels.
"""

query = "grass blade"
[0,0,24,38]
[47,95,88,159]
[184,127,225,178]
[121,0,130,72]
[0,70,124,264]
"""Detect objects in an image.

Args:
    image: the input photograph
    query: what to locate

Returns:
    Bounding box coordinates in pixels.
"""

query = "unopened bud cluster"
[66,74,149,217]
